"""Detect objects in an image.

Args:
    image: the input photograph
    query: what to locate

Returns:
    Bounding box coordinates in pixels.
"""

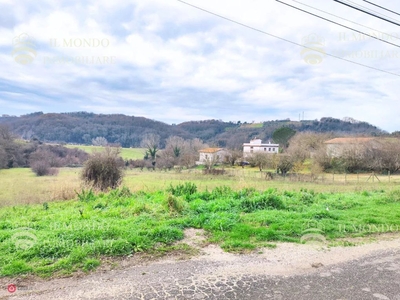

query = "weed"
[167,182,197,198]
[241,193,285,212]
[76,189,96,202]
[164,194,187,214]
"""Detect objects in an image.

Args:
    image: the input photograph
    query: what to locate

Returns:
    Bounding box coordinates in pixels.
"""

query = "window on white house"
[269,148,271,151]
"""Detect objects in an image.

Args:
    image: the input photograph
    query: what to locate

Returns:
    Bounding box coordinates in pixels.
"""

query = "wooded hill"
[0,112,387,149]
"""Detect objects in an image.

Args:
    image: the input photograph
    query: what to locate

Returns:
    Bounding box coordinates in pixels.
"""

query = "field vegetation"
[0,183,399,278]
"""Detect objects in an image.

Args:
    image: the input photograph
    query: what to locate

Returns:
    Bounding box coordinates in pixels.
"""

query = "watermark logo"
[338,31,400,42]
[4,284,32,293]
[7,284,16,293]
[49,38,110,48]
[339,223,399,234]
[300,33,326,65]
[44,37,115,65]
[11,227,37,250]
[12,33,37,65]
[300,220,326,245]
[43,55,116,65]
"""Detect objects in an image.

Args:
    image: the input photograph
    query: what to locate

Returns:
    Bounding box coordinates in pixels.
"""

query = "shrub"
[31,161,59,176]
[81,147,124,191]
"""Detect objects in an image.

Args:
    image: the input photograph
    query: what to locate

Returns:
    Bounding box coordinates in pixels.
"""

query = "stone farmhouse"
[197,148,227,164]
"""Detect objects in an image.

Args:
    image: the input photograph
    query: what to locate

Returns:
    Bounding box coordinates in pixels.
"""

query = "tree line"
[0,112,387,148]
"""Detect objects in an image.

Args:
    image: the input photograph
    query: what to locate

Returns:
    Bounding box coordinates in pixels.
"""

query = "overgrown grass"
[1,185,400,277]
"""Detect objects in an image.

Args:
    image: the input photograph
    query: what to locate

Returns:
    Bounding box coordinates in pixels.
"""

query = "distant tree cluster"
[286,132,400,174]
[127,135,209,171]
[0,124,88,176]
[323,140,400,174]
[29,144,89,176]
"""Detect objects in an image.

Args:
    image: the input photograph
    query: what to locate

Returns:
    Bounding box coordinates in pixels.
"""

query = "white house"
[243,139,279,158]
[197,148,227,164]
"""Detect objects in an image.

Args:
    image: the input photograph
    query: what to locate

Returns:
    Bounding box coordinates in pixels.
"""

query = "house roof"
[199,148,223,153]
[243,142,279,146]
[324,137,376,144]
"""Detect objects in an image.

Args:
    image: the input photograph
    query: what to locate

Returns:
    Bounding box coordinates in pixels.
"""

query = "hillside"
[0,112,387,148]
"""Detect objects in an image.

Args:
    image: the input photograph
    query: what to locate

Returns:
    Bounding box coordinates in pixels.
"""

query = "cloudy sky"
[1,0,399,132]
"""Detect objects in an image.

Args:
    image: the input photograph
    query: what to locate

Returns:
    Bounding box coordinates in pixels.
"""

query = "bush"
[31,161,59,176]
[81,147,124,191]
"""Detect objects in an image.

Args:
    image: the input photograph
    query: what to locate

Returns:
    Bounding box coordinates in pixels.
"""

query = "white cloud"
[0,0,399,132]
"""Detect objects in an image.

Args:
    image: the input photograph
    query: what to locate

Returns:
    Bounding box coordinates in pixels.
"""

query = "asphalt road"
[3,246,400,300]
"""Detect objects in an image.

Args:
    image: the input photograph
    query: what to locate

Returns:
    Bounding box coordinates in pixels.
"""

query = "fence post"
[389,171,391,183]
[345,173,347,184]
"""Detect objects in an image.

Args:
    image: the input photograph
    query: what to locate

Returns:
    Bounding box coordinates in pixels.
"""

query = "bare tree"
[0,125,19,168]
[224,149,243,166]
[181,138,208,168]
[248,152,270,171]
[203,154,218,170]
[92,136,108,146]
[372,139,400,173]
[312,145,331,172]
[277,154,294,175]
[162,136,185,165]
[287,132,335,162]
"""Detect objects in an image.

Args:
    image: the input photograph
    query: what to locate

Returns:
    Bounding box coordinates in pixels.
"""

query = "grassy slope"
[64,145,145,160]
[0,186,399,278]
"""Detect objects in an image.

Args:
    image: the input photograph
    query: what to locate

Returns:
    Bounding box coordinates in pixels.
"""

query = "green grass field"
[64,145,145,160]
[1,166,400,278]
[240,123,264,128]
[0,184,399,277]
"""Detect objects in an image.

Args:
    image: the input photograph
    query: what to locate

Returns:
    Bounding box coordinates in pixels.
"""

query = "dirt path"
[1,230,400,299]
